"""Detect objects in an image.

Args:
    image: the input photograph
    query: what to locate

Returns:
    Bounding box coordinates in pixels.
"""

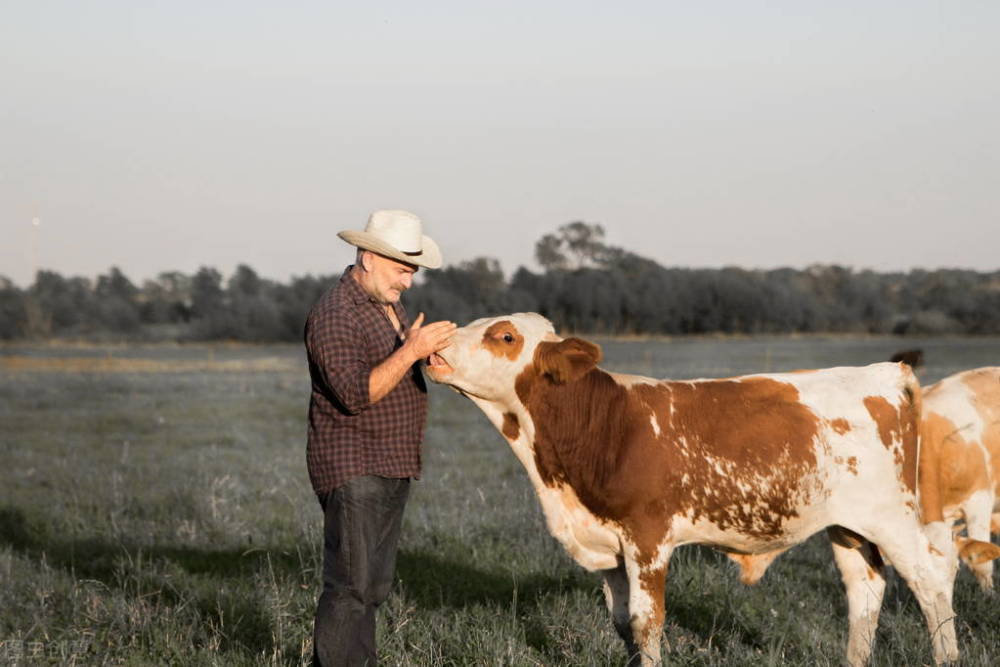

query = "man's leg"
[313,475,410,667]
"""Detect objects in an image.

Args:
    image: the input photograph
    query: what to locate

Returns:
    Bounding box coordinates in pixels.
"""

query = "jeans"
[313,475,410,667]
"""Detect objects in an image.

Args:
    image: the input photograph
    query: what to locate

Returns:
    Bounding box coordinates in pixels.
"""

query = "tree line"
[2,222,999,341]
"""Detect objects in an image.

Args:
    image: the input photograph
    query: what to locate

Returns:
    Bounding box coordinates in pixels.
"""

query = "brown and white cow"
[921,367,1000,590]
[426,313,960,666]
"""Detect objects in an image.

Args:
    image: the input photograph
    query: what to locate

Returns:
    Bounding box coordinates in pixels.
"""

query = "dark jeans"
[313,475,410,667]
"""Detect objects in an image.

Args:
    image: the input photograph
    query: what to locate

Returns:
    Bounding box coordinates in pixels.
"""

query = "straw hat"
[338,210,442,269]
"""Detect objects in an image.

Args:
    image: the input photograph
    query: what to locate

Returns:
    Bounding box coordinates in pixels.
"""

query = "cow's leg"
[829,537,886,667]
[961,490,996,591]
[873,527,958,665]
[623,546,672,667]
[602,562,639,664]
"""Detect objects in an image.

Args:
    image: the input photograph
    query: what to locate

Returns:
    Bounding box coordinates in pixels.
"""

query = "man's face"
[359,251,418,304]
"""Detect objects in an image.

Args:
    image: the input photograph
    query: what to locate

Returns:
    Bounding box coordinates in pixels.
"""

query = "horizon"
[4,244,999,292]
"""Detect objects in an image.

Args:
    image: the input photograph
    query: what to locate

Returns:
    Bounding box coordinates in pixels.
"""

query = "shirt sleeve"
[306,307,372,415]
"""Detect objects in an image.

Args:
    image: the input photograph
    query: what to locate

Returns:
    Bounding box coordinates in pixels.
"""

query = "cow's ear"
[535,337,602,384]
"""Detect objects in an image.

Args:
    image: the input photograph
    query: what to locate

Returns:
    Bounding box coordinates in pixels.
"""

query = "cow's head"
[425,312,602,403]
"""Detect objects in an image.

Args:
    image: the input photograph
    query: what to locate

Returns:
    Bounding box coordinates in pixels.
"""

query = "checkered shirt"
[304,266,428,496]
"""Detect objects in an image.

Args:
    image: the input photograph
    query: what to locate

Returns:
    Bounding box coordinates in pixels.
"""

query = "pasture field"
[2,335,1000,666]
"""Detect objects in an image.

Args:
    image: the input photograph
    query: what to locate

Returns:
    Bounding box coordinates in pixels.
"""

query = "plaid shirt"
[304,266,428,496]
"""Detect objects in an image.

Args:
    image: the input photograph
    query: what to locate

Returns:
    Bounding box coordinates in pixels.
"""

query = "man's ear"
[535,337,602,385]
[357,249,372,271]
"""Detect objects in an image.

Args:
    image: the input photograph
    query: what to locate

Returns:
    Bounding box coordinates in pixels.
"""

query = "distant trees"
[0,278,25,340]
[1,223,999,341]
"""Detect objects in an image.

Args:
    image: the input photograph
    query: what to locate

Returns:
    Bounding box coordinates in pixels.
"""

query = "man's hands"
[403,312,456,362]
[368,312,456,404]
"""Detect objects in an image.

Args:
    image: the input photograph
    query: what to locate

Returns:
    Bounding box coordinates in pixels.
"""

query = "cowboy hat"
[338,210,442,269]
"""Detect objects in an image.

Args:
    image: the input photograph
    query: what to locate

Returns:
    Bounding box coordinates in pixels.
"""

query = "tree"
[226,265,284,341]
[95,267,140,334]
[535,221,609,271]
[28,271,95,336]
[190,267,231,339]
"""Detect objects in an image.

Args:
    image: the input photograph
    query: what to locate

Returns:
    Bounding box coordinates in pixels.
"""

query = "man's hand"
[403,312,456,361]
[368,312,456,404]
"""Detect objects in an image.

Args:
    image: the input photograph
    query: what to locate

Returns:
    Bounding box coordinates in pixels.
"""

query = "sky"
[2,1,998,288]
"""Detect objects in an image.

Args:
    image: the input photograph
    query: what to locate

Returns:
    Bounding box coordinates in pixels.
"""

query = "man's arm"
[306,312,372,414]
[368,313,455,403]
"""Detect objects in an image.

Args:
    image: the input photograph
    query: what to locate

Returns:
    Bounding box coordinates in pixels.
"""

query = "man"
[305,210,456,666]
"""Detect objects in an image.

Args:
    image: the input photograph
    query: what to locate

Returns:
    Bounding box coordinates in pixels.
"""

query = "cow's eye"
[503,333,514,343]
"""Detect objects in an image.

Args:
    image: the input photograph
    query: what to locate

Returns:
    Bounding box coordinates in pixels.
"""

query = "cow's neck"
[468,394,621,571]
[468,395,542,484]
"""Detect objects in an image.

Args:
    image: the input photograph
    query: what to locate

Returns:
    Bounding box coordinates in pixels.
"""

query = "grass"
[2,338,1000,665]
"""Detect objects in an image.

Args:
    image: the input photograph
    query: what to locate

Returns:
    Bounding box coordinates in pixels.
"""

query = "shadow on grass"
[396,547,599,659]
[2,503,599,660]
[0,505,300,657]
[395,548,592,611]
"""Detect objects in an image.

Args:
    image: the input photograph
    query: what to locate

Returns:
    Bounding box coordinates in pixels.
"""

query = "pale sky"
[2,1,998,288]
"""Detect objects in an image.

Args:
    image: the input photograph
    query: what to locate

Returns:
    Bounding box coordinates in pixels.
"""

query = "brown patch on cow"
[514,347,823,559]
[864,396,901,449]
[863,391,919,495]
[899,384,920,496]
[653,378,823,541]
[502,412,520,440]
[482,320,525,361]
[833,455,860,475]
[829,418,851,435]
[846,456,858,475]
[636,565,667,643]
[922,410,988,514]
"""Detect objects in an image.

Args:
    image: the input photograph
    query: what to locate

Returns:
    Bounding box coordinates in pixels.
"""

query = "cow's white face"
[425,312,559,402]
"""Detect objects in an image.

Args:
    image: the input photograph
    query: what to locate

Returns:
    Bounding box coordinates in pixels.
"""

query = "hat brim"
[338,230,442,269]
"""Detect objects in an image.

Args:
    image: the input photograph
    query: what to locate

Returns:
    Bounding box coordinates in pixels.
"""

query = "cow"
[425,312,960,666]
[921,367,1000,590]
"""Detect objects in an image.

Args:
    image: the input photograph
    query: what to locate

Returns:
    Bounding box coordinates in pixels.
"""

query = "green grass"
[2,339,1000,665]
